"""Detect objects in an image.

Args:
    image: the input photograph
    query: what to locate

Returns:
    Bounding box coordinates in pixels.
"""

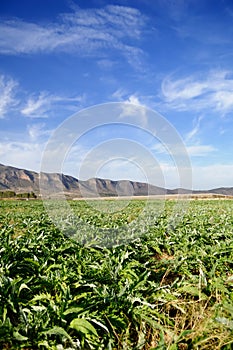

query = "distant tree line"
[0,191,37,199]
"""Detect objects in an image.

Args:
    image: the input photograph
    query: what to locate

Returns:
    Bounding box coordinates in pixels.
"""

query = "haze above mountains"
[1,164,233,199]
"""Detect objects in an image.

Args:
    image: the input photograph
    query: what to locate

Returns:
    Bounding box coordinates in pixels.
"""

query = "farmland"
[0,199,233,349]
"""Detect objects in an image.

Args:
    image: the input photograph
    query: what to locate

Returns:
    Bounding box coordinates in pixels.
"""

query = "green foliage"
[0,199,233,349]
[0,191,16,198]
[0,191,37,199]
[16,192,37,199]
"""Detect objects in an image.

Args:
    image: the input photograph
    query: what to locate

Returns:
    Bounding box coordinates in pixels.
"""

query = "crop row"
[0,199,233,349]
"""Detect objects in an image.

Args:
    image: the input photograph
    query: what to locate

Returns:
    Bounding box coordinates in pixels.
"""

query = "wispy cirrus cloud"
[161,70,233,115]
[0,5,147,67]
[112,88,128,100]
[151,142,215,158]
[21,92,51,119]
[21,92,85,118]
[185,115,203,142]
[150,114,215,158]
[0,75,18,118]
[27,123,52,141]
[183,116,216,156]
[0,73,85,119]
[186,144,216,156]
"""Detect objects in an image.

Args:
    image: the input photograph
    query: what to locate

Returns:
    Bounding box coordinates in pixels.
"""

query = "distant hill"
[0,164,166,198]
[0,163,233,198]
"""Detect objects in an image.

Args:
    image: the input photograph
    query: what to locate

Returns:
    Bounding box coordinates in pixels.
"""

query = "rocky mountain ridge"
[0,163,233,198]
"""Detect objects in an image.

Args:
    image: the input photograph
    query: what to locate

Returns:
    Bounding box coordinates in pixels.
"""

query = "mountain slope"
[0,163,233,198]
[0,164,39,192]
[0,164,166,197]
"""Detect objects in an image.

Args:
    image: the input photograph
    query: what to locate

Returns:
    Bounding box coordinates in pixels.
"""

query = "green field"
[0,199,233,349]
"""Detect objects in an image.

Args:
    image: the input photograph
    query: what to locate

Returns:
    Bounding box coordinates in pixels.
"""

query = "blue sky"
[0,0,233,189]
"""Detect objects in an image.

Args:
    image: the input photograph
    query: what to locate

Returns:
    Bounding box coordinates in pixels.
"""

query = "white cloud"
[112,88,127,100]
[185,115,203,142]
[152,162,233,190]
[161,70,233,115]
[0,5,146,67]
[192,164,233,189]
[97,59,116,70]
[213,90,233,112]
[182,116,216,157]
[118,95,148,127]
[0,75,18,118]
[126,95,142,105]
[162,77,208,102]
[21,92,84,118]
[0,140,44,172]
[64,4,145,40]
[0,72,85,120]
[150,138,215,158]
[27,123,51,141]
[21,92,51,118]
[186,144,216,156]
[112,90,150,105]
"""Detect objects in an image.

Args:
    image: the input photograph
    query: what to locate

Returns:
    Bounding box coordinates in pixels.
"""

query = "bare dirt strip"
[72,193,233,201]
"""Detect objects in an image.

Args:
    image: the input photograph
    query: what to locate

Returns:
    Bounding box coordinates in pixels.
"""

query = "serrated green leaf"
[42,326,72,340]
[13,331,28,341]
[31,305,47,312]
[178,285,207,299]
[70,318,98,336]
[18,283,31,294]
[38,340,50,348]
[63,307,83,315]
[31,293,53,302]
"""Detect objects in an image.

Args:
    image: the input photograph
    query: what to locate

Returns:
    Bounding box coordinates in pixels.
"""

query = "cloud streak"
[0,5,146,67]
[21,92,52,118]
[161,70,233,115]
[0,71,85,120]
[186,144,216,156]
[21,92,84,118]
[185,116,203,142]
[0,75,18,118]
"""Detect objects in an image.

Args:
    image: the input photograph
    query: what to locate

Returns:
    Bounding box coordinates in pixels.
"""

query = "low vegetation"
[0,191,37,199]
[0,199,233,349]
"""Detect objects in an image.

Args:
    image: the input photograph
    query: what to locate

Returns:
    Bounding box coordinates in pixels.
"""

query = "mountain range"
[0,163,233,198]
